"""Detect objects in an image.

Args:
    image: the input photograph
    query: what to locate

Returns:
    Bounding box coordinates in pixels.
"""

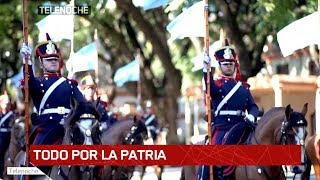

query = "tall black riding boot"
[214,166,224,180]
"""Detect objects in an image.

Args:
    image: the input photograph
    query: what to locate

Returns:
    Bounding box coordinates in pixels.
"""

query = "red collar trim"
[44,73,60,77]
[219,76,235,81]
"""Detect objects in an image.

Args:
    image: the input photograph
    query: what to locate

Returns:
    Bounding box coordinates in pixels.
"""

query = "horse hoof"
[120,172,129,180]
[292,166,303,174]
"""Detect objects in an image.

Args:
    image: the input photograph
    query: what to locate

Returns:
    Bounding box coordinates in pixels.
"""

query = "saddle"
[212,121,255,177]
[222,121,255,145]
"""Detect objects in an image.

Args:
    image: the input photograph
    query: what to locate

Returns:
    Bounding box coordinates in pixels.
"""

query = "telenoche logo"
[38,5,91,15]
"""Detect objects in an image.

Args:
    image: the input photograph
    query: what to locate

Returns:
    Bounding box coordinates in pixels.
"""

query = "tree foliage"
[0,0,318,143]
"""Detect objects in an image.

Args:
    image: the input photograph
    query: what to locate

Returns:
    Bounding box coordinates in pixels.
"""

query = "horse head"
[11,118,25,148]
[52,99,102,179]
[282,103,308,146]
[281,103,308,174]
[123,115,148,145]
[237,103,309,179]
[63,98,101,145]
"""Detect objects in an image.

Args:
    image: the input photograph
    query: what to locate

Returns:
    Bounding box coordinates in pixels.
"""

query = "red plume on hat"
[226,39,242,81]
[235,61,242,81]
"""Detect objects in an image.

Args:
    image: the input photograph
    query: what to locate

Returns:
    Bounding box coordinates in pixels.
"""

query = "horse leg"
[153,165,159,178]
[305,135,320,179]
[140,166,146,179]
[157,166,164,180]
[180,167,185,180]
[181,166,197,180]
[301,155,311,180]
[101,166,112,180]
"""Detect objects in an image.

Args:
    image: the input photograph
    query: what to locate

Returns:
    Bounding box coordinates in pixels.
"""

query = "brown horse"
[3,118,25,180]
[181,103,308,180]
[235,104,308,180]
[305,112,320,179]
[100,116,148,180]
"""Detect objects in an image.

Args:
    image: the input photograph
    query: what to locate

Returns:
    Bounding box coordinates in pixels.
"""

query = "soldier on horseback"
[80,75,117,131]
[0,91,17,178]
[20,33,86,175]
[142,100,159,144]
[198,39,259,180]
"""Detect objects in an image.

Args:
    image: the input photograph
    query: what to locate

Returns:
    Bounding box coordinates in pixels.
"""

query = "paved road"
[131,166,317,180]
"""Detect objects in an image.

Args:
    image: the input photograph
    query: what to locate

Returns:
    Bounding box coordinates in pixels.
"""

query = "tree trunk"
[115,0,182,144]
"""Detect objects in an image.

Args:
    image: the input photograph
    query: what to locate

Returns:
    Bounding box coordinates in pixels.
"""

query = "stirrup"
[204,135,209,145]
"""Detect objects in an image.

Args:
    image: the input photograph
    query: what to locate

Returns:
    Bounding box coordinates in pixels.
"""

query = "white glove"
[245,114,255,123]
[99,122,108,131]
[20,42,32,65]
[203,53,211,72]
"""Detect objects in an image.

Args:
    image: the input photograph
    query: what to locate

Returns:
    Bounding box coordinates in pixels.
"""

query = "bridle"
[279,118,307,179]
[124,124,147,145]
[58,113,100,179]
[249,115,307,180]
[74,113,99,145]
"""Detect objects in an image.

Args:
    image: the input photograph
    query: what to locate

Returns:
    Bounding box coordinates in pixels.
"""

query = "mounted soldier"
[0,91,17,178]
[20,33,86,175]
[197,39,259,180]
[142,100,159,144]
[80,75,116,132]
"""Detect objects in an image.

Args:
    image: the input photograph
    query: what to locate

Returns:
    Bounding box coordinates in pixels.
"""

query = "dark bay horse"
[181,103,308,180]
[49,99,102,180]
[14,99,102,180]
[3,118,25,180]
[100,116,148,180]
[140,127,168,180]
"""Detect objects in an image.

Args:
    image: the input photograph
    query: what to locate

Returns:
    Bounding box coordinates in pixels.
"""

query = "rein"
[124,125,138,145]
[250,116,306,180]
[57,112,100,179]
[124,121,147,145]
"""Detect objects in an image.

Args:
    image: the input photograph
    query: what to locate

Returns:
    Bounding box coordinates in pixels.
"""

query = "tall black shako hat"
[35,33,64,75]
[214,39,242,81]
[35,33,61,61]
[214,39,237,62]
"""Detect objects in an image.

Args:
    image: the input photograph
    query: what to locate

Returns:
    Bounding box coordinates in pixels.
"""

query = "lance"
[22,0,30,177]
[204,0,214,179]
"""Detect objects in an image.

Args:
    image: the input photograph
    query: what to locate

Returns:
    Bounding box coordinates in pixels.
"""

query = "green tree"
[0,0,318,143]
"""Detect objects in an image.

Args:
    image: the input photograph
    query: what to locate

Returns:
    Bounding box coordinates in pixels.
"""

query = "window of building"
[276,64,289,74]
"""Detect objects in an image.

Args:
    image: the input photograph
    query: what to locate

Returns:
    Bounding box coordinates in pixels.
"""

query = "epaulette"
[19,78,25,87]
[20,77,41,87]
[67,78,78,86]
[100,100,108,108]
[214,79,223,87]
[241,81,251,89]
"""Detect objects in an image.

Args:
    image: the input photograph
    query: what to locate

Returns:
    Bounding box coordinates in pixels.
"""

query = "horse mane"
[101,116,147,145]
[256,107,285,128]
[103,118,134,136]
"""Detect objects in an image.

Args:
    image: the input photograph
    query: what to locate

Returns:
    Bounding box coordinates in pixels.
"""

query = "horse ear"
[301,103,308,117]
[70,97,78,110]
[133,115,138,124]
[285,104,293,120]
[94,97,101,109]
